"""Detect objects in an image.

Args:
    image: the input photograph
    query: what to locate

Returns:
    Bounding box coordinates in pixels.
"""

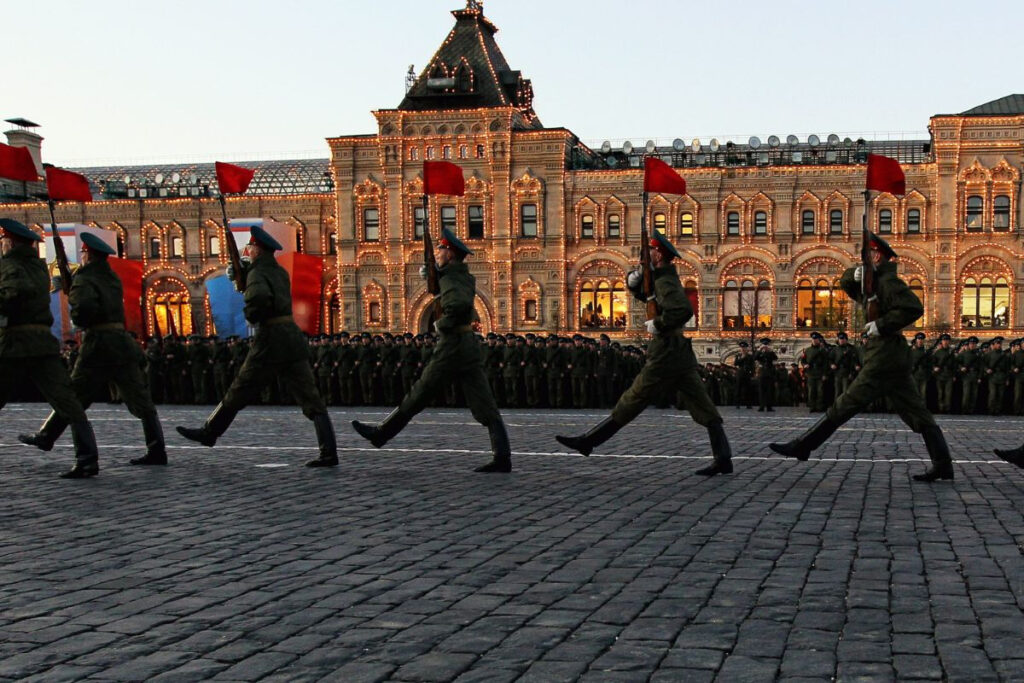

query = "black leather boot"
[60,421,99,479]
[695,419,733,476]
[913,425,954,481]
[351,408,411,448]
[306,413,338,467]
[18,412,68,452]
[476,420,512,473]
[993,443,1024,468]
[176,402,238,447]
[131,413,167,465]
[555,416,622,456]
[769,414,840,461]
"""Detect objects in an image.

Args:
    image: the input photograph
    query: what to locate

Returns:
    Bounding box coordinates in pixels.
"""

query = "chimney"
[4,118,44,176]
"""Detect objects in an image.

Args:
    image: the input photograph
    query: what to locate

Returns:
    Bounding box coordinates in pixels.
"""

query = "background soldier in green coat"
[523,334,542,407]
[0,219,98,478]
[958,336,981,414]
[800,332,829,411]
[543,335,562,408]
[176,226,337,467]
[556,233,732,476]
[831,332,858,401]
[569,334,592,408]
[984,336,1010,416]
[931,333,956,413]
[733,342,755,409]
[20,232,167,466]
[770,234,953,481]
[755,337,777,411]
[352,228,512,473]
[1010,338,1024,415]
[908,332,931,401]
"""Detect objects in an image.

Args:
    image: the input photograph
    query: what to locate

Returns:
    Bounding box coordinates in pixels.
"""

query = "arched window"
[962,276,1010,328]
[965,195,983,231]
[994,195,1010,231]
[607,213,621,238]
[149,237,161,259]
[209,236,221,256]
[723,278,772,330]
[581,215,594,239]
[579,279,627,329]
[426,146,436,160]
[878,209,892,234]
[442,145,452,160]
[727,211,740,236]
[684,279,699,329]
[680,212,694,236]
[409,147,419,161]
[754,211,768,235]
[830,209,843,234]
[906,208,921,234]
[653,212,666,234]
[796,277,848,330]
[909,277,925,328]
[802,210,815,235]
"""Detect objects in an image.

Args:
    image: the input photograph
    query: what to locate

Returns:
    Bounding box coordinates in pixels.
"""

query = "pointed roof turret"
[398,2,541,128]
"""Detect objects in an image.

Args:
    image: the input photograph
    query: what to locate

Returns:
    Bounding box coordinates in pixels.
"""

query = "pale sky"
[8,0,1022,166]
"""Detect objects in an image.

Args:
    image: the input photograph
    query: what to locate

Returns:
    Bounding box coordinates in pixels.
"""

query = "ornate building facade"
[2,2,1022,360]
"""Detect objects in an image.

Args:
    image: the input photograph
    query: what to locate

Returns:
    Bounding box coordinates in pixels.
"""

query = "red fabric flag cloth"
[643,156,687,196]
[215,161,256,195]
[865,154,906,196]
[45,166,92,202]
[278,252,324,335]
[0,143,38,182]
[423,160,465,196]
[108,256,145,337]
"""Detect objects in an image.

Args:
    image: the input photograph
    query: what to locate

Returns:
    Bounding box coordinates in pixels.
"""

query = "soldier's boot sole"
[993,444,1024,467]
[769,414,840,462]
[555,416,622,457]
[59,463,98,479]
[18,433,55,452]
[913,425,955,481]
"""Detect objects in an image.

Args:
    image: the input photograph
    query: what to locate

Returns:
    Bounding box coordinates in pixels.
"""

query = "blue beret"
[250,225,283,251]
[80,231,116,255]
[0,218,43,242]
[650,231,682,259]
[439,227,472,255]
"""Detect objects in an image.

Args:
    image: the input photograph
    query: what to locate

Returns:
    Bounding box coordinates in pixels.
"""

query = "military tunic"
[931,344,956,412]
[1011,347,1024,415]
[958,347,981,414]
[800,343,829,410]
[984,347,1010,415]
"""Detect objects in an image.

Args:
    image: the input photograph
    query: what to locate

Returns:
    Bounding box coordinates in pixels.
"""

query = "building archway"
[147,277,193,337]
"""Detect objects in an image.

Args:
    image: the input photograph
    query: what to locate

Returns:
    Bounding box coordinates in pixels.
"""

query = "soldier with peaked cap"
[556,232,733,476]
[931,333,956,412]
[908,332,930,401]
[176,225,338,467]
[831,331,859,401]
[20,231,168,467]
[770,233,954,481]
[755,337,777,411]
[984,336,1010,415]
[351,228,512,472]
[0,219,99,478]
[958,336,981,414]
[800,332,829,411]
[733,341,754,409]
[1010,338,1024,415]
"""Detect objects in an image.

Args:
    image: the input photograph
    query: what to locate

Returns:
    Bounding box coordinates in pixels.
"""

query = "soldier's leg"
[28,356,97,474]
[887,377,951,480]
[108,362,167,464]
[177,356,268,446]
[20,363,106,450]
[988,379,1003,416]
[277,360,336,466]
[962,380,976,414]
[1015,379,1024,415]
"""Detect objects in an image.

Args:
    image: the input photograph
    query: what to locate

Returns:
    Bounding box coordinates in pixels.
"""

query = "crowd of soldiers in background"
[53,329,1024,416]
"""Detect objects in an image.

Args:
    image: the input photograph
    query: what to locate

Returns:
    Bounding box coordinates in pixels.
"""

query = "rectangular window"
[171,236,184,258]
[653,213,667,234]
[754,211,768,235]
[521,203,537,237]
[476,144,485,158]
[414,206,425,239]
[994,195,1010,230]
[680,212,694,236]
[209,236,221,256]
[802,210,815,234]
[830,209,843,234]
[878,209,892,234]
[458,145,468,160]
[440,206,456,233]
[608,214,621,238]
[525,299,537,321]
[368,301,381,322]
[581,215,594,239]
[727,211,740,236]
[907,209,921,233]
[966,196,983,231]
[328,232,337,255]
[442,145,451,160]
[149,238,161,258]
[364,208,380,241]
[468,205,484,239]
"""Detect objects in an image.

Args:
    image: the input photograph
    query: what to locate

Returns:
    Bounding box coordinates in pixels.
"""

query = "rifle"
[47,200,73,296]
[219,197,247,292]
[860,190,880,323]
[421,196,441,319]
[639,191,657,320]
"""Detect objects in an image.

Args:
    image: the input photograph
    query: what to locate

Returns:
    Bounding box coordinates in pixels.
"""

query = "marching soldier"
[800,332,829,411]
[351,228,512,472]
[930,333,956,413]
[908,332,930,400]
[770,233,954,481]
[733,341,754,409]
[176,226,338,467]
[958,336,981,414]
[984,336,1010,416]
[556,232,733,476]
[1011,338,1024,415]
[0,218,99,478]
[754,337,777,411]
[20,232,167,467]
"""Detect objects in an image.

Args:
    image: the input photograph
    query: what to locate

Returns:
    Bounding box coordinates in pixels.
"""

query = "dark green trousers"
[0,356,86,422]
[827,366,936,432]
[400,331,500,427]
[222,354,326,418]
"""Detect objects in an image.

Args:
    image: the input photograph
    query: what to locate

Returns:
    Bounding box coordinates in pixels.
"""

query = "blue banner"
[206,275,249,338]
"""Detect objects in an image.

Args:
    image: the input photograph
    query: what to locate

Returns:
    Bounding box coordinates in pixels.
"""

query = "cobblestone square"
[2,403,1023,681]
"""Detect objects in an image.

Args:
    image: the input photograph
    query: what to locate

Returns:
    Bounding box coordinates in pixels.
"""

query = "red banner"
[45,166,93,202]
[0,143,38,182]
[278,252,323,335]
[423,160,465,196]
[643,156,687,196]
[108,257,145,337]
[865,153,905,196]
[215,161,255,195]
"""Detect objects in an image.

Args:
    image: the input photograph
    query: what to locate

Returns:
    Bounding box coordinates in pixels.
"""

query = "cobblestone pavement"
[1,403,1023,682]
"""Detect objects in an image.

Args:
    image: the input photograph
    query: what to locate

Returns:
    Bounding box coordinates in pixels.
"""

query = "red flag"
[865,154,905,196]
[643,157,687,196]
[45,166,92,202]
[0,143,38,182]
[423,161,465,196]
[215,161,255,195]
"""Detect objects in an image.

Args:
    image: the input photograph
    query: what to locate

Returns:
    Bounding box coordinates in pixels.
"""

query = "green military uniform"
[594,336,617,408]
[337,335,357,405]
[930,337,956,413]
[958,340,981,414]
[485,336,505,405]
[830,335,858,400]
[569,337,592,408]
[145,338,164,402]
[188,336,213,404]
[20,252,166,466]
[908,334,930,400]
[398,335,420,398]
[984,339,1010,415]
[1011,341,1024,415]
[755,340,777,411]
[501,336,521,408]
[800,337,829,411]
[315,337,336,404]
[523,336,542,407]
[355,336,378,405]
[213,339,231,401]
[733,346,754,408]
[543,337,563,408]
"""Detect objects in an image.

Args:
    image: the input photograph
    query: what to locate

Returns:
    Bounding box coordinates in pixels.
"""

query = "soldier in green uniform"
[501,332,521,408]
[355,333,377,405]
[336,332,356,405]
[351,228,511,472]
[0,219,99,478]
[188,334,213,404]
[754,337,777,411]
[176,226,337,467]
[770,233,954,481]
[1010,338,1024,415]
[984,336,1010,416]
[930,333,956,413]
[145,336,164,403]
[314,334,335,404]
[19,232,167,467]
[800,332,829,411]
[568,334,592,408]
[733,342,754,409]
[775,362,791,406]
[397,332,419,399]
[958,336,981,414]
[542,335,562,408]
[830,332,858,401]
[555,232,733,476]
[907,332,930,400]
[213,337,231,402]
[523,333,542,407]
[485,334,505,406]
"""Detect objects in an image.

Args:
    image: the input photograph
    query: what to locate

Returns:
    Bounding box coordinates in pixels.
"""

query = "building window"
[723,279,772,330]
[684,279,699,329]
[149,238,161,259]
[440,206,456,234]
[754,211,768,235]
[414,206,425,239]
[521,204,537,237]
[727,211,740,236]
[830,209,843,234]
[368,301,381,323]
[965,195,983,231]
[909,277,925,328]
[115,234,125,257]
[961,276,1010,328]
[524,299,537,321]
[579,280,627,329]
[802,210,815,235]
[442,145,451,160]
[171,236,184,258]
[878,209,892,234]
[328,232,337,255]
[994,195,1010,231]
[364,208,380,241]
[680,212,694,236]
[907,208,921,234]
[607,213,621,238]
[581,215,594,239]
[653,212,666,234]
[796,278,848,329]
[458,145,469,160]
[476,144,485,158]
[209,236,221,256]
[468,205,484,239]
[409,147,419,161]
[426,146,436,160]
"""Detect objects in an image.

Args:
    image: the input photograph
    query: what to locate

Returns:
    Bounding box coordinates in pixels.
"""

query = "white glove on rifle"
[419,265,428,280]
[644,319,657,335]
[853,265,863,282]
[626,268,642,289]
[863,320,880,337]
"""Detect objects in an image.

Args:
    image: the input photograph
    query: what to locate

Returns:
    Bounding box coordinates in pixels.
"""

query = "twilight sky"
[9,0,1022,166]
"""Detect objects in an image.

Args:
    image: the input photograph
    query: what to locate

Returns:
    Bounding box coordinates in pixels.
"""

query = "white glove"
[863,320,880,337]
[626,268,642,289]
[644,319,657,335]
[853,265,863,282]
[432,320,440,333]
[419,265,428,280]
[226,264,236,281]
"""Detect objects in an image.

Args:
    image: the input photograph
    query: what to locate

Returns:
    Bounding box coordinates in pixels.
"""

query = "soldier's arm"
[0,262,29,317]
[242,272,275,323]
[68,278,101,328]
[838,267,861,301]
[876,277,924,334]
[653,277,692,331]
